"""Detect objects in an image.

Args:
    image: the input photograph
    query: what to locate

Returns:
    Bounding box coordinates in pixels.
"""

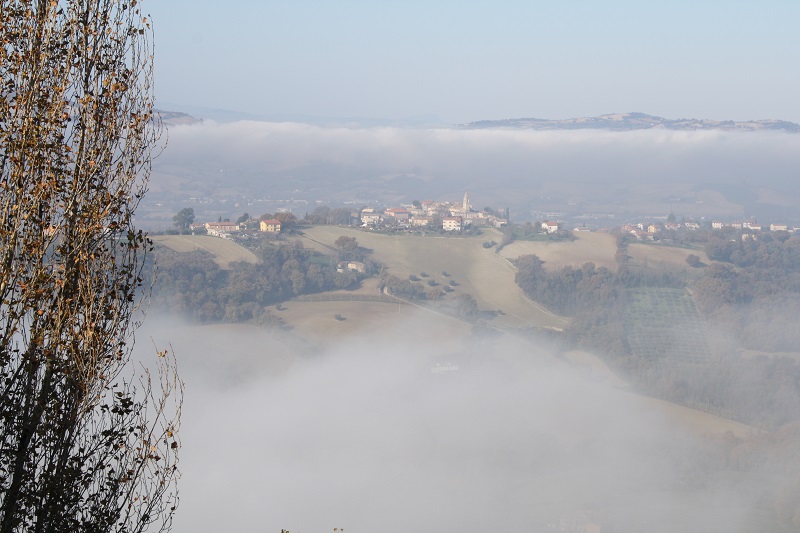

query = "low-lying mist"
[137,310,792,533]
[154,121,800,220]
[161,122,800,184]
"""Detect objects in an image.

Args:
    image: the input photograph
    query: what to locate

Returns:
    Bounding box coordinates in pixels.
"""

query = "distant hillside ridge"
[154,109,200,126]
[460,112,800,132]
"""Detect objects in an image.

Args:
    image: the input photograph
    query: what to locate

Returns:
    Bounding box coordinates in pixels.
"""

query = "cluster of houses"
[188,192,796,244]
[187,192,512,239]
[710,221,789,232]
[191,218,283,238]
[620,219,793,241]
[360,193,508,231]
[621,221,700,240]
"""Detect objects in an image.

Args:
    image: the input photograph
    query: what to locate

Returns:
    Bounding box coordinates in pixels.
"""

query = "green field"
[623,288,711,363]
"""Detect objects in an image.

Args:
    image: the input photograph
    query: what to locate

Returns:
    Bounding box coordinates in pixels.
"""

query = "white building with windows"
[442,216,462,231]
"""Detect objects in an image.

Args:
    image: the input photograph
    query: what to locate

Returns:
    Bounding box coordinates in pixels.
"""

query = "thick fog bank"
[135,314,785,533]
[153,122,800,220]
[160,122,800,184]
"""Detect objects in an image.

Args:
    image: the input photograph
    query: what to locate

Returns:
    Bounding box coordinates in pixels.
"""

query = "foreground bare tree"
[0,1,181,531]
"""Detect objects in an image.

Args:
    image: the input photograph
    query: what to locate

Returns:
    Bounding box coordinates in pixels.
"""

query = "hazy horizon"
[156,102,800,128]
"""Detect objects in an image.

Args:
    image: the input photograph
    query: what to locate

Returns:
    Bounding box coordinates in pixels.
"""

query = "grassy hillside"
[296,226,570,331]
[152,234,258,269]
[274,299,472,350]
[498,231,618,270]
[627,242,709,272]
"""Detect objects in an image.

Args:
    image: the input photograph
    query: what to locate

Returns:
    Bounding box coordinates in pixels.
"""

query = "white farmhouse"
[541,221,559,234]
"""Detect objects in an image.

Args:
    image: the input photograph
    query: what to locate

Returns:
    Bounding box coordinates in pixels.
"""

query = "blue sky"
[150,1,800,123]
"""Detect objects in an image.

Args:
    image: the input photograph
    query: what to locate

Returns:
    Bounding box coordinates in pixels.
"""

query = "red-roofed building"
[205,222,240,237]
[385,207,410,223]
[259,219,282,233]
[541,221,560,234]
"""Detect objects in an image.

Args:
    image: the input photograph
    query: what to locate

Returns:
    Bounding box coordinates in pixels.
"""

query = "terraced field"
[623,288,711,363]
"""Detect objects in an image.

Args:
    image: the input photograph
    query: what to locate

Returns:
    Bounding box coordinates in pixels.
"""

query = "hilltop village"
[357,193,508,231]
[184,193,509,238]
[176,191,797,245]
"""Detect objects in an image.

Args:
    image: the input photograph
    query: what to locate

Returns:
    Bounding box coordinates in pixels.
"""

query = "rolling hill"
[151,234,258,269]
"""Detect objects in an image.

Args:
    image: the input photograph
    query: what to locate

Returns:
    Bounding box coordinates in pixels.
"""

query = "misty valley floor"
[137,304,788,533]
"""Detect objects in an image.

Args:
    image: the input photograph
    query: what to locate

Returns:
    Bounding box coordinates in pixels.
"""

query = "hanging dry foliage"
[0,1,181,531]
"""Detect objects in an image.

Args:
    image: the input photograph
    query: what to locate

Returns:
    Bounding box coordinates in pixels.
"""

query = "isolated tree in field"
[173,207,195,232]
[0,1,181,532]
[274,211,297,228]
[334,236,359,259]
[328,207,353,225]
[308,205,331,224]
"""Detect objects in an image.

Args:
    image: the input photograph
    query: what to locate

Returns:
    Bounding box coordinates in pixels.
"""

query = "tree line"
[147,241,371,324]
[513,240,800,430]
[697,233,800,352]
